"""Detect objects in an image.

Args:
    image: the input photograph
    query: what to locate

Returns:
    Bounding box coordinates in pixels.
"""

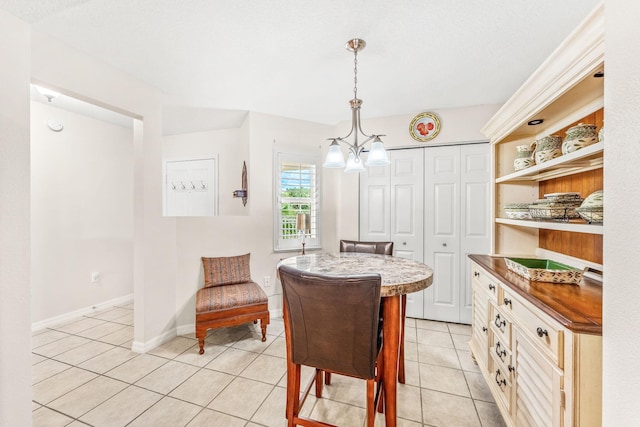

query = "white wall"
[163,127,249,216]
[29,32,178,351]
[603,0,640,424]
[30,101,134,324]
[172,112,335,328]
[0,10,32,426]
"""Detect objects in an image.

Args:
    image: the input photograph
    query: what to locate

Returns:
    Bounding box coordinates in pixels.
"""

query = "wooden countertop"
[469,254,602,335]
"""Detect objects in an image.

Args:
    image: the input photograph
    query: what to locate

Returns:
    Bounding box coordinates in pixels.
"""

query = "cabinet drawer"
[472,266,499,302]
[491,307,511,347]
[489,356,512,412]
[492,335,512,370]
[503,288,564,367]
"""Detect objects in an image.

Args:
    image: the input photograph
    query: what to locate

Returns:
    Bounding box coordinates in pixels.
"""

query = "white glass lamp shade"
[323,141,346,168]
[365,140,391,166]
[344,152,366,173]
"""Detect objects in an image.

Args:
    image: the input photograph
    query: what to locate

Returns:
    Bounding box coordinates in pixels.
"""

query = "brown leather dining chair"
[195,253,270,354]
[278,264,383,427]
[338,240,408,383]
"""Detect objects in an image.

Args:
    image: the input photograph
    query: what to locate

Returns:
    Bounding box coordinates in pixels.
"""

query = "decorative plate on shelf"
[409,112,441,142]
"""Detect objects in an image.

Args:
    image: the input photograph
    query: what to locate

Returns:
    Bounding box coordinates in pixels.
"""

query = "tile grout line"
[34,310,501,427]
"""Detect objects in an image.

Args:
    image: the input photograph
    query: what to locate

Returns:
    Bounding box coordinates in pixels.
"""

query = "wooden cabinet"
[472,5,604,425]
[482,3,604,266]
[470,256,602,427]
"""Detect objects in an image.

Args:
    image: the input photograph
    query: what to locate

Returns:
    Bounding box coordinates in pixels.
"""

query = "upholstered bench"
[195,253,269,354]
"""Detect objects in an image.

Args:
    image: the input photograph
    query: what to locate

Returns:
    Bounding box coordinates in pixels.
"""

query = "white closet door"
[424,145,461,322]
[459,144,491,323]
[390,150,424,318]
[423,143,490,323]
[359,161,391,242]
[359,149,424,317]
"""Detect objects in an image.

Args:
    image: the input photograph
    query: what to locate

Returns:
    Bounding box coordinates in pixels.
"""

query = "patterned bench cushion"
[196,281,267,313]
[202,253,252,287]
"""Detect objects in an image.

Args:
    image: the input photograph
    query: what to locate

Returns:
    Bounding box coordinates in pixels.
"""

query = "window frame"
[273,151,322,252]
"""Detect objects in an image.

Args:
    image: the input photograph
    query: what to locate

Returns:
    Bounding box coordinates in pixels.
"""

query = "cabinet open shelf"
[495,217,603,235]
[496,142,603,183]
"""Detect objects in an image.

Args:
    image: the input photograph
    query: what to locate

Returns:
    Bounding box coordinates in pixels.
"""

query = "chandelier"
[323,38,390,173]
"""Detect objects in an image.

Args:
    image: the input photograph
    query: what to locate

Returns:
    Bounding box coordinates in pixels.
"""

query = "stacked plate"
[528,192,583,220]
[504,203,532,219]
[576,190,603,223]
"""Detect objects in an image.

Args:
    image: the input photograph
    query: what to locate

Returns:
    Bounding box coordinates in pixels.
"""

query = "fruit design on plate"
[416,121,435,136]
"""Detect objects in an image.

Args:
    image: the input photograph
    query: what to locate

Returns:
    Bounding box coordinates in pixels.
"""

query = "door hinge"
[560,390,566,409]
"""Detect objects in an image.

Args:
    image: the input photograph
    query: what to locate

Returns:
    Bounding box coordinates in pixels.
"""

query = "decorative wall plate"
[409,112,440,142]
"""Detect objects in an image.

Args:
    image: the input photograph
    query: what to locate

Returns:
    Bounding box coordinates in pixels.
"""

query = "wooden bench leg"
[260,319,267,342]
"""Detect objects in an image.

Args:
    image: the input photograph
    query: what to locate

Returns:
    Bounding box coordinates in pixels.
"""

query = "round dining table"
[278,252,434,427]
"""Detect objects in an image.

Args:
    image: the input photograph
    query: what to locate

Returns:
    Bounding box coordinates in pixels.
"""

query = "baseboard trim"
[32,294,134,332]
[176,323,195,336]
[131,328,176,353]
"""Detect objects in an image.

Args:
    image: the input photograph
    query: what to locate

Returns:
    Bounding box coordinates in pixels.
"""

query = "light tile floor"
[32,303,507,427]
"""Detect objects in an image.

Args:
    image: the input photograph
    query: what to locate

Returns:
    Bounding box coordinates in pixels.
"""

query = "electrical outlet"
[91,272,100,283]
[264,276,271,288]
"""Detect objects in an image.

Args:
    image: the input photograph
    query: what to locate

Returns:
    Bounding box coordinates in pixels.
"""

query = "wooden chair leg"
[260,319,268,342]
[398,293,407,383]
[376,349,384,414]
[315,369,324,397]
[325,371,332,385]
[286,362,301,427]
[366,378,375,427]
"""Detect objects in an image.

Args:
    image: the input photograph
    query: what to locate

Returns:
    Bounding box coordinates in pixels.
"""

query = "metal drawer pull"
[488,284,495,291]
[494,314,506,328]
[503,298,512,307]
[495,341,507,359]
[536,327,549,338]
[508,364,516,373]
[482,326,488,333]
[495,370,506,387]
[474,271,480,277]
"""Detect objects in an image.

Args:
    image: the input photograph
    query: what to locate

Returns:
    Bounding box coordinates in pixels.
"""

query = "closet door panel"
[424,146,461,322]
[359,164,391,241]
[460,145,491,323]
[390,150,424,317]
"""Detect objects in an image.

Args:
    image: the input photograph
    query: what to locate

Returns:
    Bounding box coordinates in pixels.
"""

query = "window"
[274,152,321,251]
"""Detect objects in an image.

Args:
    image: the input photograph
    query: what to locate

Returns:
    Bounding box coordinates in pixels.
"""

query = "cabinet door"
[470,279,490,371]
[514,330,564,427]
[165,158,216,216]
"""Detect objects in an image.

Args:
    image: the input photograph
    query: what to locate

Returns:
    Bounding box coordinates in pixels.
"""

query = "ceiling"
[1,0,600,133]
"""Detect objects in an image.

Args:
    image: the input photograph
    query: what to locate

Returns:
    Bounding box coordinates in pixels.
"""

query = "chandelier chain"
[353,49,358,99]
